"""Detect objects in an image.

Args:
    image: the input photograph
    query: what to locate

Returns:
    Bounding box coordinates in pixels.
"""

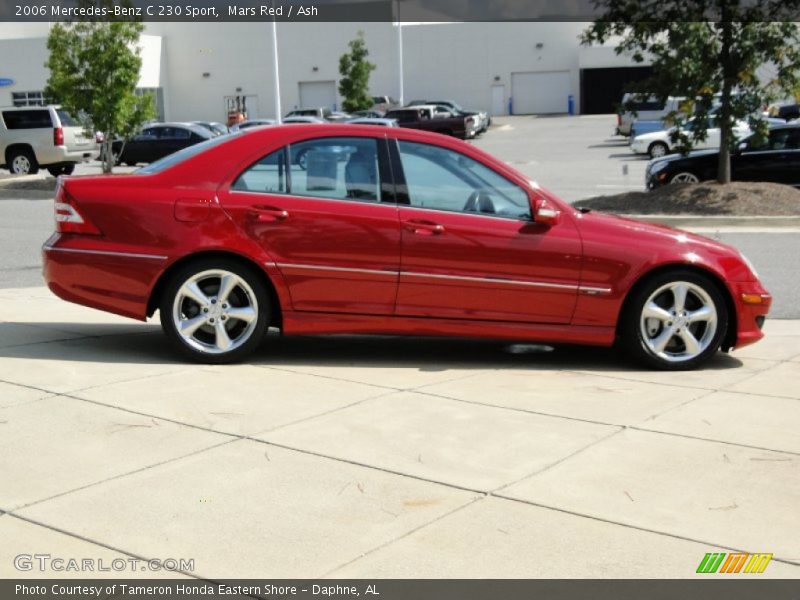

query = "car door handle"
[249,206,289,222]
[403,219,445,236]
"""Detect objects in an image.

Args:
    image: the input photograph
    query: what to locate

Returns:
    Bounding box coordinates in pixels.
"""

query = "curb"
[617,214,800,228]
[0,190,53,200]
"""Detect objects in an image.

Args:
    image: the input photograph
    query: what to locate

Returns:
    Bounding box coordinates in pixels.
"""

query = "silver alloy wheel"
[172,269,259,355]
[11,154,31,174]
[640,281,718,363]
[671,172,699,184]
[649,143,668,158]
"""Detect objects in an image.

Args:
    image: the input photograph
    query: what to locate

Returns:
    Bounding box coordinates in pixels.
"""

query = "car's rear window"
[2,109,53,129]
[56,110,78,127]
[137,131,240,174]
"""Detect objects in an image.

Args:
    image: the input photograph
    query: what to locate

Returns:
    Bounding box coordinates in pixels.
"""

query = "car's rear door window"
[289,137,381,202]
[231,137,384,203]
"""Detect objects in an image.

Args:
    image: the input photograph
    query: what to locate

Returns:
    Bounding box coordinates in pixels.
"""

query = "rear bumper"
[730,281,772,350]
[42,233,167,321]
[36,146,99,166]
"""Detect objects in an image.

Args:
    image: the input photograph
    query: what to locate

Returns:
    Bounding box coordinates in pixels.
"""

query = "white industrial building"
[0,21,647,121]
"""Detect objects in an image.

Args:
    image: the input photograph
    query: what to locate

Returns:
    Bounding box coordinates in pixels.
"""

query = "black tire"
[159,258,271,364]
[8,148,39,175]
[619,269,728,370]
[47,164,76,177]
[648,141,669,159]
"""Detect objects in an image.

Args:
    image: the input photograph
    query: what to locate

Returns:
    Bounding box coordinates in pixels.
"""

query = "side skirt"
[281,311,616,347]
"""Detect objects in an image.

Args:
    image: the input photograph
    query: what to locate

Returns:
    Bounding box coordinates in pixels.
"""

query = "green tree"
[338,32,376,113]
[583,4,800,183]
[45,0,155,173]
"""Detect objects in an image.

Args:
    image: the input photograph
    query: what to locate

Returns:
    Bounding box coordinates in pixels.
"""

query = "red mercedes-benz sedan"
[43,124,771,369]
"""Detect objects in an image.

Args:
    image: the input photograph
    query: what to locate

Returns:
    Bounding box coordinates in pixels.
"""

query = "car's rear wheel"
[670,171,700,184]
[620,270,728,370]
[9,149,39,175]
[159,259,270,363]
[648,142,669,159]
[47,164,75,177]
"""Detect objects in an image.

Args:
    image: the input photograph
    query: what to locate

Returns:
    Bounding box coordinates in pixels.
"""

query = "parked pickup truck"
[384,105,477,139]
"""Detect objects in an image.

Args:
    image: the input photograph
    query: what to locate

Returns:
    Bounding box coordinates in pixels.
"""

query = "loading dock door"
[298,81,337,110]
[511,71,571,115]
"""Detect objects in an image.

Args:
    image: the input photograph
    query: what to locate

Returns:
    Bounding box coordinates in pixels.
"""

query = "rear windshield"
[2,109,52,129]
[56,110,78,127]
[137,131,240,174]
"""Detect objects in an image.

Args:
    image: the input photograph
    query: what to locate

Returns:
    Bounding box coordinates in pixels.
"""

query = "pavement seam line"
[411,386,800,456]
[248,389,404,437]
[249,436,488,495]
[489,427,625,495]
[413,388,637,428]
[488,494,800,569]
[319,495,487,578]
[12,438,239,512]
[58,391,488,495]
[632,387,719,426]
[254,364,402,392]
[627,425,800,457]
[3,512,204,580]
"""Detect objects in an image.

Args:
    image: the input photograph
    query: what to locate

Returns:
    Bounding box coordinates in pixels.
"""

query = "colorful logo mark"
[696,552,772,574]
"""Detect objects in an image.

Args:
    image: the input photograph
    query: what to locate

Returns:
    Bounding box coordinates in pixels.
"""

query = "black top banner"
[2,0,799,22]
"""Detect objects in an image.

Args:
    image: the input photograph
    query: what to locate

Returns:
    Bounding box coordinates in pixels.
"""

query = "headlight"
[740,252,759,278]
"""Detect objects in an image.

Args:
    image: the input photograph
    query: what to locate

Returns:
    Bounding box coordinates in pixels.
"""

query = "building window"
[11,91,45,107]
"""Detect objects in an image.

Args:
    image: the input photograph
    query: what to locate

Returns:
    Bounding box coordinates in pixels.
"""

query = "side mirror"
[533,197,560,227]
[737,141,748,153]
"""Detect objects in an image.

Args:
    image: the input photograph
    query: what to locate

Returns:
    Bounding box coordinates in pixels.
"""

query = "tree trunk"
[716,18,733,184]
[101,140,114,174]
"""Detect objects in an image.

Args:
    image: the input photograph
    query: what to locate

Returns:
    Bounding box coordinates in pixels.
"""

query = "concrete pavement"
[1,286,799,578]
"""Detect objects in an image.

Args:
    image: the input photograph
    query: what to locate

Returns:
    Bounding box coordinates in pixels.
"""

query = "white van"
[0,105,99,176]
[617,94,685,137]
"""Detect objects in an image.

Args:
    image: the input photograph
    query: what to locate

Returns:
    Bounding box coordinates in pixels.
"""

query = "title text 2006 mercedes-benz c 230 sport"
[42,125,771,369]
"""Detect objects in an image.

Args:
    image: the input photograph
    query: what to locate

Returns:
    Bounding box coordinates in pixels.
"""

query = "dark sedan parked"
[647,124,800,189]
[113,123,213,166]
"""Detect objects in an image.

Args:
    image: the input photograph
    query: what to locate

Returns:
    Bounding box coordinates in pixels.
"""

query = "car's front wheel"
[620,270,728,370]
[159,259,271,363]
[670,171,700,184]
[648,142,669,159]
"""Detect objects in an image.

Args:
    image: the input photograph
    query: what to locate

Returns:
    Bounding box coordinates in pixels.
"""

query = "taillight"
[617,114,622,126]
[54,181,101,235]
[54,127,64,146]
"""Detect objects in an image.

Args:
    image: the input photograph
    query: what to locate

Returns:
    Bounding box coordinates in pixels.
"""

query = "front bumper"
[730,281,772,350]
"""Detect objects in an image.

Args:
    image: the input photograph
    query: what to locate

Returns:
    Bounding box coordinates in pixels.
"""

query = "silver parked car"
[0,105,99,176]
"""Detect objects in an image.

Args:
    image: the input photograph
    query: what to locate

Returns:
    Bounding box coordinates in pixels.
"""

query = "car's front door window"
[397,141,530,219]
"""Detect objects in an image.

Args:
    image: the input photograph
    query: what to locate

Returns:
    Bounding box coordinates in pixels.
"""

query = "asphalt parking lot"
[474,115,647,202]
[1,115,798,579]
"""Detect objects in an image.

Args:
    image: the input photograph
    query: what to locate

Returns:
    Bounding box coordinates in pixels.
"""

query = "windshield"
[137,132,240,174]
